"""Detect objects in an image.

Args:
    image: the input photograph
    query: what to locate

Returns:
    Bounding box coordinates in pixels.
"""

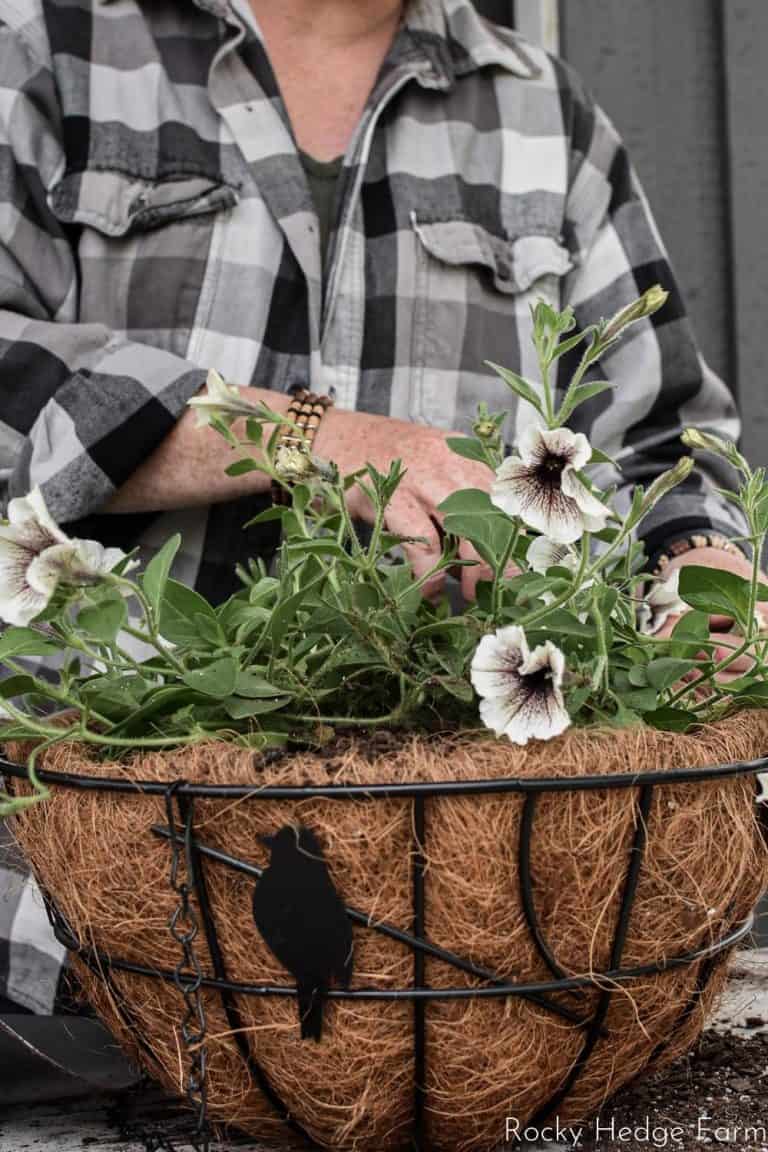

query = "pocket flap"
[49,170,239,237]
[412,214,572,293]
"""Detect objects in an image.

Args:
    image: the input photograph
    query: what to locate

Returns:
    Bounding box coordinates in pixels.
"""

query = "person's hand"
[315,408,500,599]
[653,546,768,683]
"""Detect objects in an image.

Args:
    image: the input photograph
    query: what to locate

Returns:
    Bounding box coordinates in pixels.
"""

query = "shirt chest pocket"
[409,215,572,430]
[48,169,238,358]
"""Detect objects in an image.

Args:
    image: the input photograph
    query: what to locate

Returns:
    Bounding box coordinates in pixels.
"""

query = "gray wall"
[477,1,768,466]
[561,1,768,467]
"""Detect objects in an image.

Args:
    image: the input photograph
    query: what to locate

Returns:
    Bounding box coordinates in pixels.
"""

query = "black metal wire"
[528,781,655,1126]
[2,752,764,797]
[7,749,763,1147]
[179,808,311,1145]
[164,786,210,1152]
[412,795,427,1152]
[48,915,752,1000]
[518,792,586,1000]
[150,824,591,1028]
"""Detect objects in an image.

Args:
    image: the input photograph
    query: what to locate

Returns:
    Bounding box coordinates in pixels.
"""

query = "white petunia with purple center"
[491,425,609,544]
[0,489,131,626]
[471,624,571,746]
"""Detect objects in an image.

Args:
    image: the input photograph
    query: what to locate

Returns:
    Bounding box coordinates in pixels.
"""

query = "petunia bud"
[681,428,749,474]
[601,284,669,344]
[640,456,695,515]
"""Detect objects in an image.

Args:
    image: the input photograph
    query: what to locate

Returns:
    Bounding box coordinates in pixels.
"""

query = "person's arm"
[0,23,229,524]
[558,64,747,563]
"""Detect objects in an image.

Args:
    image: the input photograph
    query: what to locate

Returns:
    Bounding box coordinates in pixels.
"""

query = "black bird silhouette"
[253,824,353,1041]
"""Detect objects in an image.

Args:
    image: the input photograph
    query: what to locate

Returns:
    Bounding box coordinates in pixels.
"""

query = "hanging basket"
[6,713,768,1152]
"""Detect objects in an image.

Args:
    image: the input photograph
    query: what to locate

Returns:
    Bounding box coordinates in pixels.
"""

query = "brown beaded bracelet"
[270,388,334,506]
[652,532,744,577]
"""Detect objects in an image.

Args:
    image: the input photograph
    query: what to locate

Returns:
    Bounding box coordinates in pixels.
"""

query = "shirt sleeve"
[557,63,747,563]
[0,22,207,526]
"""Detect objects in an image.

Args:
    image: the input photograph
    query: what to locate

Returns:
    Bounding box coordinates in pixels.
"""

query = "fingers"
[384,493,444,599]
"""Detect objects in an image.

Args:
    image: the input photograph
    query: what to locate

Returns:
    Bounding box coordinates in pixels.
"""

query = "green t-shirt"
[299,150,343,268]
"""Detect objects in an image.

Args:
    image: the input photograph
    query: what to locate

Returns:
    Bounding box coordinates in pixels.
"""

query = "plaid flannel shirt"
[0,0,747,1015]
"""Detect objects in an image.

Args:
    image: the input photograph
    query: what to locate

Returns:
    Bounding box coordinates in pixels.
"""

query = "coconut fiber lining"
[8,714,768,1152]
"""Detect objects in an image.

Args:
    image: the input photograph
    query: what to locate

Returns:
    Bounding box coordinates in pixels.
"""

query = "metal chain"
[165,783,211,1152]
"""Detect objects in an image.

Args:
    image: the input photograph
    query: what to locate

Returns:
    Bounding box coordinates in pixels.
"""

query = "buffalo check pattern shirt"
[0,0,748,1015]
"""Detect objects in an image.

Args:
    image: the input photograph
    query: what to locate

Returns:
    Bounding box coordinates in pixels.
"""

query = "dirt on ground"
[570,1029,768,1152]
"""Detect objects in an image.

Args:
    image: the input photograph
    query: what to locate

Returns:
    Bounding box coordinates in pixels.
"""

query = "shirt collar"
[96,0,540,84]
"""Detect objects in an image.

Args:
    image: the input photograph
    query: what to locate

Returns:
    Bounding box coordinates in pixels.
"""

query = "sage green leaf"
[678,565,768,625]
[438,489,498,517]
[159,580,219,646]
[235,670,286,698]
[0,628,60,661]
[485,362,546,419]
[107,686,206,737]
[446,437,488,465]
[225,457,259,477]
[182,657,239,699]
[0,674,38,699]
[644,706,698,733]
[142,534,181,618]
[645,658,695,691]
[557,380,616,424]
[623,687,659,712]
[77,596,127,643]
[222,695,292,720]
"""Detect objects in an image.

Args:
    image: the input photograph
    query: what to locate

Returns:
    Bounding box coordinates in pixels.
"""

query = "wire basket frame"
[3,752,766,1152]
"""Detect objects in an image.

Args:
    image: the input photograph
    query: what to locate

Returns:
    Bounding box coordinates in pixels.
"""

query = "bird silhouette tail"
[298,984,324,1042]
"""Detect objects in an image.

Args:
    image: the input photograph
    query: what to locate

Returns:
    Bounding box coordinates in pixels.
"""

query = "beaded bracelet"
[270,388,334,506]
[652,532,745,577]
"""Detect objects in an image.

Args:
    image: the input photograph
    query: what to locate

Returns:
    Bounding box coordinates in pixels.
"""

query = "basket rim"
[2,750,767,798]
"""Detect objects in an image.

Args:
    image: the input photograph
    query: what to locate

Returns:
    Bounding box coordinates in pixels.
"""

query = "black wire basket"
[3,748,767,1152]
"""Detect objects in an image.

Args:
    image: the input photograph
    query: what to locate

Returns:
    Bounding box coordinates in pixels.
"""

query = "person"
[0,0,759,1070]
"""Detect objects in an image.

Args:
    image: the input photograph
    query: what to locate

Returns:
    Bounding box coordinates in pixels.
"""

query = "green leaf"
[222,695,292,720]
[678,565,766,626]
[644,706,698,733]
[77,595,127,643]
[484,362,545,419]
[438,489,497,517]
[107,686,206,737]
[529,610,595,639]
[589,448,619,468]
[243,507,290,528]
[446,437,489,465]
[235,670,286,698]
[158,580,219,647]
[669,610,711,657]
[0,673,39,699]
[623,687,659,712]
[628,665,648,687]
[269,564,327,650]
[645,658,695,691]
[182,657,239,699]
[225,457,259,477]
[558,380,616,424]
[0,628,60,661]
[193,612,226,648]
[142,534,181,619]
[434,676,474,703]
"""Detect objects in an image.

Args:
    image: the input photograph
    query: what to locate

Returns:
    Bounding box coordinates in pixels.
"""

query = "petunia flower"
[0,489,130,626]
[471,624,571,745]
[637,570,687,635]
[526,536,578,575]
[187,368,263,428]
[491,425,609,544]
